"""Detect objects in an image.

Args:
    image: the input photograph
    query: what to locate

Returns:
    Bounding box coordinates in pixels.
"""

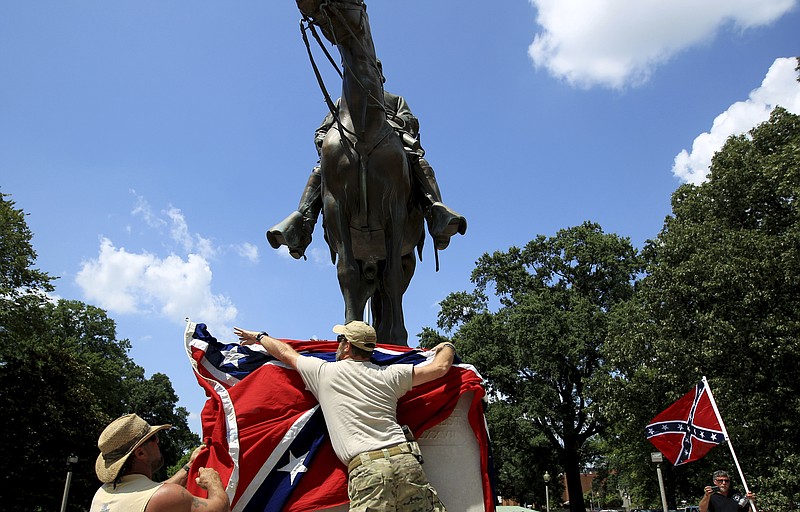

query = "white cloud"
[131,193,216,259]
[528,0,796,89]
[275,246,295,260]
[76,237,237,326]
[273,244,330,267]
[75,194,311,329]
[234,242,260,264]
[166,206,194,252]
[165,206,216,259]
[309,247,332,266]
[672,57,800,184]
[131,190,166,230]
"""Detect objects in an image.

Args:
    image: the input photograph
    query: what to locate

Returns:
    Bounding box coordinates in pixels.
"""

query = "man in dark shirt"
[699,470,756,512]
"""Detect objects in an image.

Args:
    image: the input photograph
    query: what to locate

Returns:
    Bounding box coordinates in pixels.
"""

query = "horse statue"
[292,0,425,345]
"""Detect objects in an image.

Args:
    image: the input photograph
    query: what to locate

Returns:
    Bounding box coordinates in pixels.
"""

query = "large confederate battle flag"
[645,379,727,466]
[184,322,495,512]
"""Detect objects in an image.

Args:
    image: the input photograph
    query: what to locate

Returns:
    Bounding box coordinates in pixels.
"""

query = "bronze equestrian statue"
[269,0,466,345]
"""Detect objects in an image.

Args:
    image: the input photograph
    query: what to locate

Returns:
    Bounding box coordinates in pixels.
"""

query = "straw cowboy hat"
[95,413,171,483]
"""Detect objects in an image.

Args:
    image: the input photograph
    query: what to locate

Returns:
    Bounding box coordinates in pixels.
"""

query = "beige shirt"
[295,357,413,464]
[90,474,162,512]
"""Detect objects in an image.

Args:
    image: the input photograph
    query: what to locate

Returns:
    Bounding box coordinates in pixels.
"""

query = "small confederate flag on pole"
[645,377,727,465]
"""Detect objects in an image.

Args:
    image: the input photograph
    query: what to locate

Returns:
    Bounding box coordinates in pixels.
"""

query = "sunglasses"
[337,334,348,343]
[715,478,730,483]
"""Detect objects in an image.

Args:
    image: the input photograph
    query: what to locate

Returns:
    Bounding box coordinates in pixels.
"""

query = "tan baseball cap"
[333,321,377,351]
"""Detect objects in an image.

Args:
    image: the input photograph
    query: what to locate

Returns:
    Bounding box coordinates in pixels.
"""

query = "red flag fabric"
[645,380,726,465]
[184,322,496,511]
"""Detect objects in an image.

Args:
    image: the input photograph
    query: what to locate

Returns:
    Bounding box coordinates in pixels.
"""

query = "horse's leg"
[322,194,362,324]
[337,257,360,323]
[380,204,409,345]
[400,253,416,295]
[370,276,383,336]
[373,252,415,344]
[355,259,376,324]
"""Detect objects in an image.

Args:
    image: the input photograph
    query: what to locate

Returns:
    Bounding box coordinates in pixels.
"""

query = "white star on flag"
[220,348,248,368]
[279,451,309,485]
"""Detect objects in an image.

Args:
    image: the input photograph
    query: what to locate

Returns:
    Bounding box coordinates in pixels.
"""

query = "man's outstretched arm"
[411,342,455,387]
[234,327,301,368]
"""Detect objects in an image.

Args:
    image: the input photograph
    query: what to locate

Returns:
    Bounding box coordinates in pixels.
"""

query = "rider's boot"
[412,157,467,250]
[266,167,323,260]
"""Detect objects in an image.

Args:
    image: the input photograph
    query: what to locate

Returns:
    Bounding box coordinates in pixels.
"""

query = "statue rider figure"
[268,60,467,260]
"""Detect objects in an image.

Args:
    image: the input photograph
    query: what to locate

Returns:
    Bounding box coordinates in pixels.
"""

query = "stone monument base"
[317,391,487,511]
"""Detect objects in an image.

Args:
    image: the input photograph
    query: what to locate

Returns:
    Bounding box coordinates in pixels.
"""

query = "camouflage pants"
[347,452,447,512]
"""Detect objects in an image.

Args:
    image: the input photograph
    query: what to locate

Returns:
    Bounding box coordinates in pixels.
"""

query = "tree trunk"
[562,442,587,512]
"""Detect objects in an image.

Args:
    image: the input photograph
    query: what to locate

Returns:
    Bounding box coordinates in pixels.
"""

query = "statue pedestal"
[417,390,486,511]
[318,391,486,511]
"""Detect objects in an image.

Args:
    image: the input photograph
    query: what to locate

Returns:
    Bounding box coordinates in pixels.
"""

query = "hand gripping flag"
[184,322,495,512]
[645,379,726,465]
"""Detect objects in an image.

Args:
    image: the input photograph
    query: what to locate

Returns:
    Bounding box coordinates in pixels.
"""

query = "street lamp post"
[544,471,551,512]
[650,452,669,512]
[60,455,79,512]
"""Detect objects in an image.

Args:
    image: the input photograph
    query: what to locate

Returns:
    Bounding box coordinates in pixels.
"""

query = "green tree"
[0,193,199,511]
[0,192,54,299]
[602,107,800,510]
[486,401,558,506]
[125,369,198,480]
[795,57,799,83]
[423,222,642,512]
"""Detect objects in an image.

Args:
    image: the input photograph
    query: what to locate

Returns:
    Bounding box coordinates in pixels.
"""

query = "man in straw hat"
[90,413,230,512]
[234,320,456,511]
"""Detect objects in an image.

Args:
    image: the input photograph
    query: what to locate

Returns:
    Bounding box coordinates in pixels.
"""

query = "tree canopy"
[0,193,199,511]
[423,222,642,511]
[601,107,800,510]
[419,107,798,510]
[0,193,53,298]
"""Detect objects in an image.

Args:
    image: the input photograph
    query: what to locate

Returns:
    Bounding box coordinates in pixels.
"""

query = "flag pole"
[702,376,756,512]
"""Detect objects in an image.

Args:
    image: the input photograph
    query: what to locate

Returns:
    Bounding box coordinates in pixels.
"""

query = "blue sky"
[2,1,798,434]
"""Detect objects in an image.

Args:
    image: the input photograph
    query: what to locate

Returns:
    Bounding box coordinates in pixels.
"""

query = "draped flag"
[645,379,727,466]
[184,322,495,512]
